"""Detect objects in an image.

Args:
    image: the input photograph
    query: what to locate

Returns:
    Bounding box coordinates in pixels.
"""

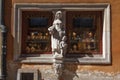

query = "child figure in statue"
[60,36,67,56]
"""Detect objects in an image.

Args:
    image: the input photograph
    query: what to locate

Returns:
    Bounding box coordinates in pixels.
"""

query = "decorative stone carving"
[53,63,64,80]
[60,36,67,56]
[48,11,67,58]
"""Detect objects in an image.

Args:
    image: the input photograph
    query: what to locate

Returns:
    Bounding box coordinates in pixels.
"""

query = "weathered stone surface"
[114,74,120,80]
[39,69,120,80]
[6,62,120,80]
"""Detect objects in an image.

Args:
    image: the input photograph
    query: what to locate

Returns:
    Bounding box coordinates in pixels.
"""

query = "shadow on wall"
[62,53,94,80]
[63,64,78,80]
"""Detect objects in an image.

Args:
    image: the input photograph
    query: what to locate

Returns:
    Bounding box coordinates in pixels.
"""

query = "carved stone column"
[48,10,67,80]
[53,59,64,80]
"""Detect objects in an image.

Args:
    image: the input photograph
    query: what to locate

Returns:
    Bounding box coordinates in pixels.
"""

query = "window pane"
[21,11,53,54]
[21,73,33,80]
[66,11,103,54]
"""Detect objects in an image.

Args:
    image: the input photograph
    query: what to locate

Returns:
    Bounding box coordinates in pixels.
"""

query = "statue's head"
[53,19,62,31]
[55,11,62,20]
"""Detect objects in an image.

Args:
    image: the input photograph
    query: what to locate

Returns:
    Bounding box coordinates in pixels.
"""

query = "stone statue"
[48,11,67,80]
[48,11,67,57]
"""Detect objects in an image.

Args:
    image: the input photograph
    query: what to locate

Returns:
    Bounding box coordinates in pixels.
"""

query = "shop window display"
[21,11,53,54]
[66,11,103,56]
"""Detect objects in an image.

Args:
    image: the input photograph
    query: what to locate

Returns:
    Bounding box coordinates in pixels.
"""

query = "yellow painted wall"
[4,0,120,79]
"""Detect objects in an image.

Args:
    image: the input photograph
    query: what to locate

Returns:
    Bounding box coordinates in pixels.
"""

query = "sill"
[15,53,110,65]
[16,54,54,63]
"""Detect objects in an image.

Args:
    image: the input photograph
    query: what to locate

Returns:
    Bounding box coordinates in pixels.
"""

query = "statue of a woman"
[48,11,66,57]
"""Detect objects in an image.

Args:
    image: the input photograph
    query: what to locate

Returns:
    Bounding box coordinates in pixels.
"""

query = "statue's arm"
[48,26,55,34]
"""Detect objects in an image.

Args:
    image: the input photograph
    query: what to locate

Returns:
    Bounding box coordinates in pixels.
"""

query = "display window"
[21,11,53,54]
[66,11,103,56]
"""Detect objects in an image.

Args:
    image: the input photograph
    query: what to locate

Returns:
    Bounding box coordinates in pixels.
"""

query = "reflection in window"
[66,11,103,54]
[21,11,53,54]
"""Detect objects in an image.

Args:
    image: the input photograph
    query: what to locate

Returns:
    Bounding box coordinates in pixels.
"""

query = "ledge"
[15,54,110,65]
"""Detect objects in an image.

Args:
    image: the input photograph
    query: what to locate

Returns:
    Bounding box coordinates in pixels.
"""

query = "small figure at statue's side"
[60,36,67,56]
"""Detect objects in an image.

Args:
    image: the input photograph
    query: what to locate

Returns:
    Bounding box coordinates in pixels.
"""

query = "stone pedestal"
[53,57,64,80]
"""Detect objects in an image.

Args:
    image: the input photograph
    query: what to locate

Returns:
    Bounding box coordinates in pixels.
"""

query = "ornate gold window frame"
[14,3,111,64]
